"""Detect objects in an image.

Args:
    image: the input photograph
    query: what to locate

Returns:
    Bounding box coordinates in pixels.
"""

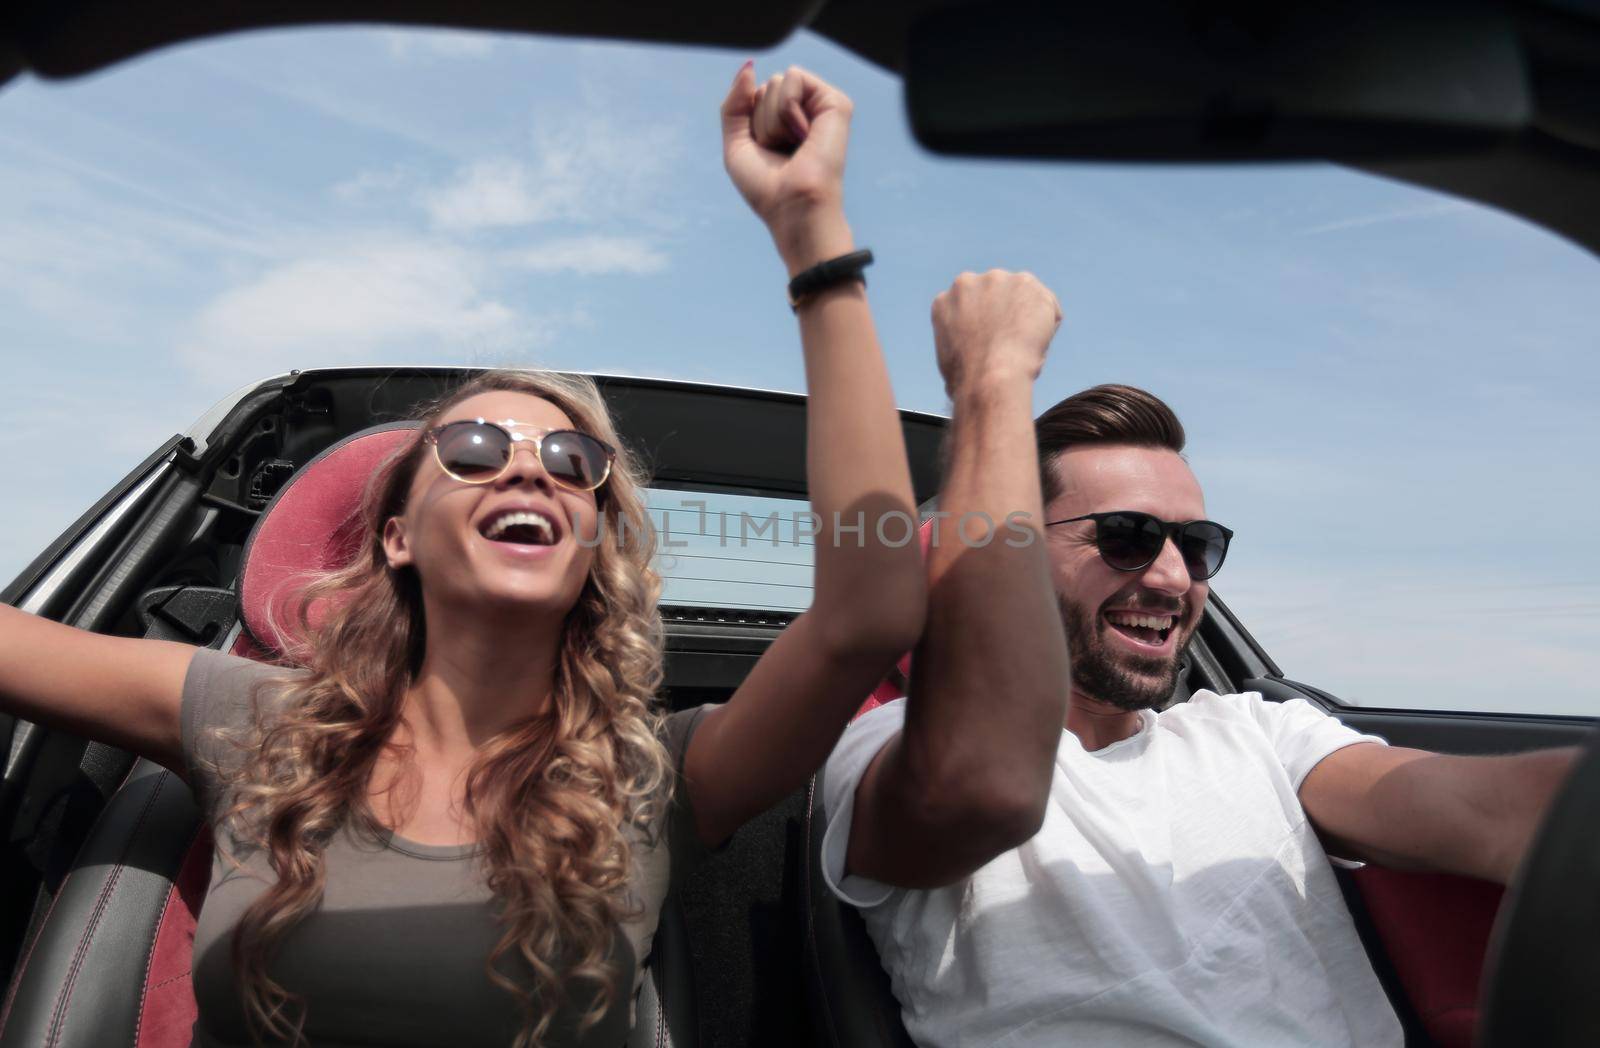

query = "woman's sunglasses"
[1045,510,1234,581]
[424,419,615,493]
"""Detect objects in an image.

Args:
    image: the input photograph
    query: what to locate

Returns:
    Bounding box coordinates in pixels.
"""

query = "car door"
[1191,592,1596,1047]
[1,434,211,990]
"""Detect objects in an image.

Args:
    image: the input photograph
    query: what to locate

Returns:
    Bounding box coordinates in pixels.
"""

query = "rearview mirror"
[905,0,1530,161]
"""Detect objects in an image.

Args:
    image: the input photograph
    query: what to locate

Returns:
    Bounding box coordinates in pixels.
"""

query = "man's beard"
[1061,597,1186,713]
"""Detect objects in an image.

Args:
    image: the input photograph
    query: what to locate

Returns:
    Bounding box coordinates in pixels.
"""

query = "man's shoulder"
[1156,690,1357,763]
[1157,689,1266,721]
[1155,689,1331,740]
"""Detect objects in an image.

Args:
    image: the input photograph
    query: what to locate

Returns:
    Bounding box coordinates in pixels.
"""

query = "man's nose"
[1139,535,1193,595]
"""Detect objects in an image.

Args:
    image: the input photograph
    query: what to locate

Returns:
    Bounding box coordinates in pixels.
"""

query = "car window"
[1,26,1595,717]
[647,490,812,612]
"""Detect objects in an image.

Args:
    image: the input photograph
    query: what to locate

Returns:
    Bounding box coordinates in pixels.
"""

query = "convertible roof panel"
[246,367,950,504]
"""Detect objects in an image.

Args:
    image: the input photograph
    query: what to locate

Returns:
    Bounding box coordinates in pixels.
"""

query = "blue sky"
[2,26,1597,715]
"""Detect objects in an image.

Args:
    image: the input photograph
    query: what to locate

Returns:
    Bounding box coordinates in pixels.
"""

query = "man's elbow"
[857,757,1053,890]
[975,783,1049,853]
[881,797,1044,891]
[916,775,1048,862]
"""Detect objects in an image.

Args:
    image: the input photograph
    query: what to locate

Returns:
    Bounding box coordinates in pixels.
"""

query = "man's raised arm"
[844,270,1070,889]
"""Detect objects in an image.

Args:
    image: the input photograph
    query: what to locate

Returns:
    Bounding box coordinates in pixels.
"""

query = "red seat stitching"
[131,889,175,1048]
[0,871,75,1037]
[0,761,143,1036]
[132,853,187,1048]
[45,771,170,1048]
[149,971,193,993]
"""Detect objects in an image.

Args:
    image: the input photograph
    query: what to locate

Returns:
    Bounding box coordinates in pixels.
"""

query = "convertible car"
[3,3,1599,1047]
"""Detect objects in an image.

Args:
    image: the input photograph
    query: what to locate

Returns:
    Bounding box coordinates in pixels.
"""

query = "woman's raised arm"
[0,603,191,771]
[683,64,926,844]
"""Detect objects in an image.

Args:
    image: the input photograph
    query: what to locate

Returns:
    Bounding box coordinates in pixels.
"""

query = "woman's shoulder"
[180,648,305,799]
[186,646,295,691]
[183,648,303,730]
[657,702,719,765]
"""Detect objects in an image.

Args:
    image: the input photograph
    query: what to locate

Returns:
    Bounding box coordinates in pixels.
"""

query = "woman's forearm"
[776,208,924,655]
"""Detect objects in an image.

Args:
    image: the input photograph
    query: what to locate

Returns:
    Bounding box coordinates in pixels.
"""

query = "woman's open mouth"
[479,509,559,549]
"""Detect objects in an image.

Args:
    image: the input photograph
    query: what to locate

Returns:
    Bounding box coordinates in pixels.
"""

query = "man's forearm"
[1398,746,1582,884]
[844,269,1064,888]
[896,375,1070,830]
[1306,742,1584,885]
[1473,746,1583,884]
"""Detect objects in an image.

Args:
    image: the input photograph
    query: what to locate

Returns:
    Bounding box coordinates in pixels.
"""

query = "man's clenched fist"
[932,270,1062,395]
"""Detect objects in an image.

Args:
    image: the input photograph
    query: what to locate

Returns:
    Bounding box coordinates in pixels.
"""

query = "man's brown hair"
[1035,384,1186,507]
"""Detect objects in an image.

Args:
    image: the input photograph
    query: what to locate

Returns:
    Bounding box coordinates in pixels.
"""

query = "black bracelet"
[787,249,874,312]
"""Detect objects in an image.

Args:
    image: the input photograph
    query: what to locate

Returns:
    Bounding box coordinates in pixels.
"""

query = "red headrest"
[238,423,419,659]
[857,517,935,718]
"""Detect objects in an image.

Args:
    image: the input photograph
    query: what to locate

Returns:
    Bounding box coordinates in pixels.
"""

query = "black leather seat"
[0,759,201,1048]
[634,896,700,1047]
[800,771,916,1048]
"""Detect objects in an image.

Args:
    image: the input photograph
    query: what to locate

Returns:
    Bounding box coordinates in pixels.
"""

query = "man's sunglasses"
[424,419,615,493]
[1045,511,1234,581]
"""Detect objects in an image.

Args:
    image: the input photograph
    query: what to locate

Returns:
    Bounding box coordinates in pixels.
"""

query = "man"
[820,270,1579,1046]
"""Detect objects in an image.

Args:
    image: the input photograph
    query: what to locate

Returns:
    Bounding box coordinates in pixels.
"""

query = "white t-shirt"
[821,691,1404,1048]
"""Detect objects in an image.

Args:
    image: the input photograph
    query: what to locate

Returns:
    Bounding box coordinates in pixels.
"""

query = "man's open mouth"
[1103,610,1175,647]
[479,509,558,546]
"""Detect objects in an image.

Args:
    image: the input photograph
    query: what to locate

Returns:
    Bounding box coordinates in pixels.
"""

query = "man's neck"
[1064,689,1146,751]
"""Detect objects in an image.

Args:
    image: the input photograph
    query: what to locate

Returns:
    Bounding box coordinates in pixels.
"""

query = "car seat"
[1344,866,1503,1047]
[797,518,922,1047]
[0,422,699,1048]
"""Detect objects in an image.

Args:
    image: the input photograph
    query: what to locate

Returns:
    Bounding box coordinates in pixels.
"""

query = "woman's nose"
[496,442,554,492]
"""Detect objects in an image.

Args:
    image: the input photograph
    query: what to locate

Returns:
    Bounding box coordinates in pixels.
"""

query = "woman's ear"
[382,516,412,569]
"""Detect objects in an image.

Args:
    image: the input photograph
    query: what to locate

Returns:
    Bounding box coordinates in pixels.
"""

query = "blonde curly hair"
[218,370,670,1046]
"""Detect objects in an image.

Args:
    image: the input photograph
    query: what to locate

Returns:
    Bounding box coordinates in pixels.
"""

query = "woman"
[0,63,925,1047]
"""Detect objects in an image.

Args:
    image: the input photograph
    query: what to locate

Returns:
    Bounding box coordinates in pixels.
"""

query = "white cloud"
[382,29,496,62]
[331,165,416,203]
[0,152,287,349]
[502,235,668,275]
[421,159,562,230]
[531,115,683,228]
[420,114,683,232]
[188,55,463,157]
[1297,200,1468,236]
[0,134,278,259]
[165,118,681,390]
[178,240,527,382]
